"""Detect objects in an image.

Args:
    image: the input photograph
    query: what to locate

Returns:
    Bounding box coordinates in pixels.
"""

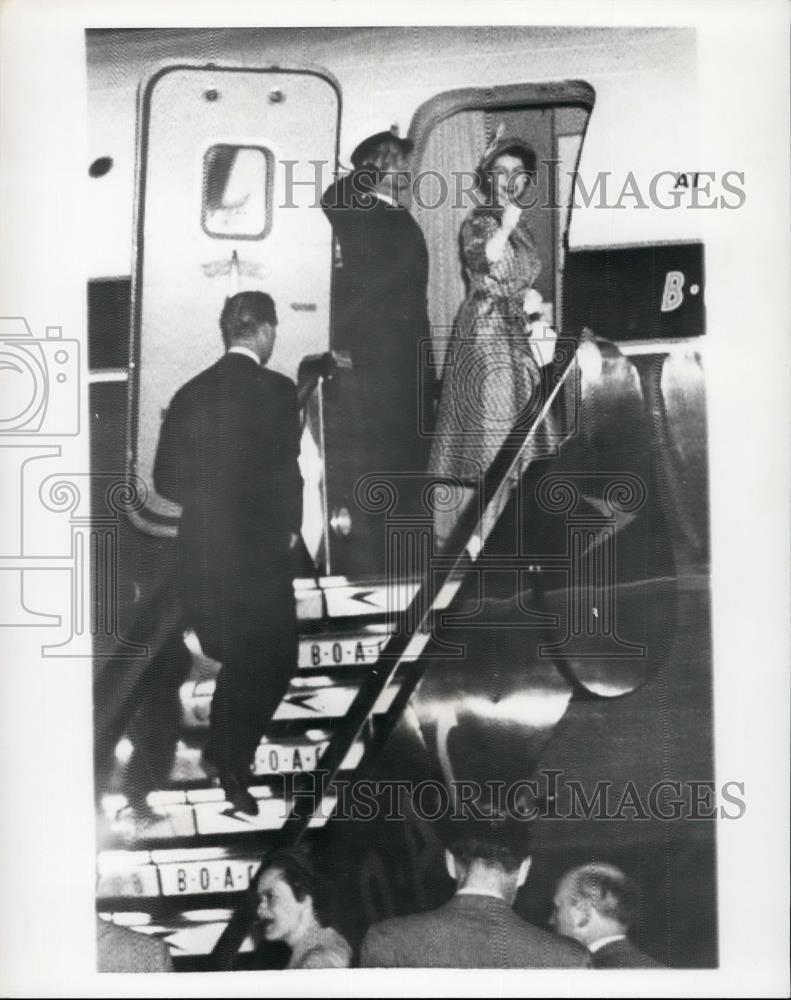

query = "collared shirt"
[227,345,261,365]
[589,933,627,953]
[455,887,506,901]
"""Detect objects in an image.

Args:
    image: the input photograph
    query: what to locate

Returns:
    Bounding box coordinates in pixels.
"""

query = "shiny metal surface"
[408,332,707,795]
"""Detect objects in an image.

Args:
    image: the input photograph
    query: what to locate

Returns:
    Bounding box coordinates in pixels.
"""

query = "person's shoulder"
[260,367,297,396]
[265,367,295,387]
[596,938,665,968]
[364,913,407,939]
[365,906,442,944]
[170,358,222,402]
[298,929,353,969]
[360,911,427,966]
[322,171,377,212]
[628,945,664,969]
[96,918,172,973]
[507,913,591,967]
[321,171,353,209]
[364,911,417,943]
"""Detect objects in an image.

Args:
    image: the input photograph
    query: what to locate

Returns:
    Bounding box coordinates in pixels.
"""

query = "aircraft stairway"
[94,331,697,969]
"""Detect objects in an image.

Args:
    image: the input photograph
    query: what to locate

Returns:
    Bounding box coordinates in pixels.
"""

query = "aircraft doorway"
[321,84,592,581]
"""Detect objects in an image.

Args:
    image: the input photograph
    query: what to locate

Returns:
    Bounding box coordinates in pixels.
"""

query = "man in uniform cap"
[349,129,414,171]
[321,129,434,521]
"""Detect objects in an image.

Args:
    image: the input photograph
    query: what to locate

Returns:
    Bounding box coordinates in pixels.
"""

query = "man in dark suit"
[360,826,590,968]
[321,130,434,481]
[550,862,665,968]
[152,290,302,814]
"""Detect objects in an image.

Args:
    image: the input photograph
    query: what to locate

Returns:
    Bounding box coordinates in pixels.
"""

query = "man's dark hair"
[220,290,277,349]
[571,863,639,931]
[447,820,529,874]
[260,847,316,904]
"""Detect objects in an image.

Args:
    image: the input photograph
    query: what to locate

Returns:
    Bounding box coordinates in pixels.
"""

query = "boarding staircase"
[94,341,579,970]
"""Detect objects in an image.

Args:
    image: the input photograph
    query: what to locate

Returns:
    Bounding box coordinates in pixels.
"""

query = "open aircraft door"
[321,82,593,582]
[129,64,339,547]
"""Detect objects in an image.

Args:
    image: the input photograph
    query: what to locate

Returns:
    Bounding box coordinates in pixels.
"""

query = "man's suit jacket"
[96,918,173,973]
[360,893,591,969]
[592,937,665,969]
[322,174,434,470]
[153,352,302,623]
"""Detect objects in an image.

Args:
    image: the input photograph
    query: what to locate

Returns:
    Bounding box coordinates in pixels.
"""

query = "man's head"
[255,848,317,948]
[550,863,638,947]
[350,130,413,202]
[445,826,531,906]
[220,290,278,363]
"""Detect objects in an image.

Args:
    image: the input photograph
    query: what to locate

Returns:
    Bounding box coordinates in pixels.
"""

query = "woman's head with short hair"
[259,847,316,903]
[255,847,320,946]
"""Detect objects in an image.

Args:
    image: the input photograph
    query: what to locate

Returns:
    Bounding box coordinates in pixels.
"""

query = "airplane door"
[130,64,339,542]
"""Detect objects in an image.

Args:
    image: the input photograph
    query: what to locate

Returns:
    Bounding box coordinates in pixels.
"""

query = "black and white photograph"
[0,2,788,996]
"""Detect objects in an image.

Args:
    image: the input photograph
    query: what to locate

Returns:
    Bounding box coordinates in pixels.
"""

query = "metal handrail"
[211,341,580,968]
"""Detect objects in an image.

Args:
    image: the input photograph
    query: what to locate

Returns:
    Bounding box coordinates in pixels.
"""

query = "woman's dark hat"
[351,130,414,169]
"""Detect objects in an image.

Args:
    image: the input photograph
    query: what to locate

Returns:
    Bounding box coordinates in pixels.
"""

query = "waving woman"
[430,133,545,546]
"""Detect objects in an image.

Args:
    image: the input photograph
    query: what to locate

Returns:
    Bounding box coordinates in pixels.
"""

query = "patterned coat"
[430,209,542,484]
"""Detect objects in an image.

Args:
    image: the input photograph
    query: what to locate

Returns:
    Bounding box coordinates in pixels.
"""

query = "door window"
[202,144,272,239]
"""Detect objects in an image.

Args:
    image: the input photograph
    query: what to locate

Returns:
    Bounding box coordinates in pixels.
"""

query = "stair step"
[179,677,400,729]
[99,786,338,849]
[297,622,396,666]
[295,577,419,621]
[182,623,395,678]
[253,736,363,777]
[98,845,264,901]
[97,910,253,958]
[157,734,365,787]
